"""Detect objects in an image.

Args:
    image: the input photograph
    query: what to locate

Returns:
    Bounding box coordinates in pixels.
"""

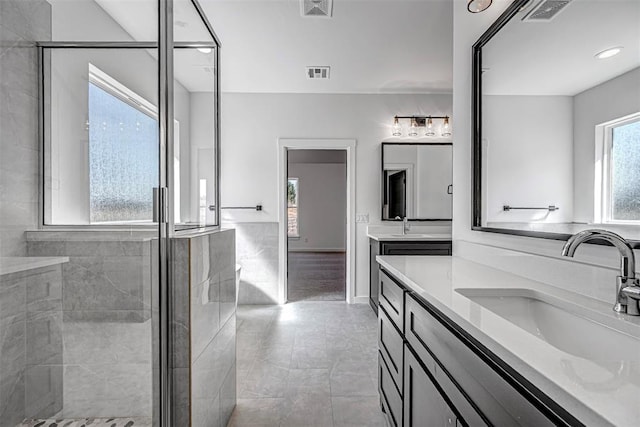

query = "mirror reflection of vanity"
[473,0,640,245]
[382,142,453,221]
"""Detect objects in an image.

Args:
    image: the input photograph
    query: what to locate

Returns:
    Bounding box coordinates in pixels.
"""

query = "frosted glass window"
[610,119,640,221]
[89,82,159,222]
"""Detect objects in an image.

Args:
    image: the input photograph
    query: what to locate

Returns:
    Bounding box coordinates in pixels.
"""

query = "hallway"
[287,253,346,302]
[229,302,385,426]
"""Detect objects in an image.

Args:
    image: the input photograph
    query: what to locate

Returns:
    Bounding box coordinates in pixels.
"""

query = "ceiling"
[482,0,640,96]
[90,0,453,94]
[200,0,453,94]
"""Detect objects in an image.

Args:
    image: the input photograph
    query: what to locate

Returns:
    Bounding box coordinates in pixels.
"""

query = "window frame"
[596,112,640,225]
[287,177,300,238]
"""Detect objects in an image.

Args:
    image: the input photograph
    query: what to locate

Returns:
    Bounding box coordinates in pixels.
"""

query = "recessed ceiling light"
[197,47,212,54]
[595,47,623,59]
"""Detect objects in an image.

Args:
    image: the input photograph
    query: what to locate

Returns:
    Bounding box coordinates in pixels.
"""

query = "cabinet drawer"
[405,294,558,427]
[379,352,403,427]
[379,270,405,332]
[378,306,404,394]
[381,241,452,256]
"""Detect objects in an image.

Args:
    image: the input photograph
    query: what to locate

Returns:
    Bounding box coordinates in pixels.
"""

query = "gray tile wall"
[230,222,279,304]
[0,0,51,257]
[0,264,63,427]
[171,229,237,427]
[26,232,154,418]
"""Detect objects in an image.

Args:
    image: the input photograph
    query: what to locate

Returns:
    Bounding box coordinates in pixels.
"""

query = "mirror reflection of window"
[603,115,640,223]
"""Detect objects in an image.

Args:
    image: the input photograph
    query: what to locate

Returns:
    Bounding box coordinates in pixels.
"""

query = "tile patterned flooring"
[17,418,151,427]
[287,253,346,302]
[229,302,386,426]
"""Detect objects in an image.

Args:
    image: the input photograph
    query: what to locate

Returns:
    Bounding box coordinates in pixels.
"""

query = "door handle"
[447,185,453,195]
[153,187,168,223]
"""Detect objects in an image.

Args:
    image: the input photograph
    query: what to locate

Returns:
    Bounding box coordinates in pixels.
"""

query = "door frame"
[277,138,357,304]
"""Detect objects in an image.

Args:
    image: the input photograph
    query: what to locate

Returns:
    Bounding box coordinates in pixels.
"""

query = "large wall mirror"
[382,143,453,221]
[473,0,640,246]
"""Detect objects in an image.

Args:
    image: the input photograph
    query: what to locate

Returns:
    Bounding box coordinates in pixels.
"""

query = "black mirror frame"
[381,142,453,222]
[470,0,640,249]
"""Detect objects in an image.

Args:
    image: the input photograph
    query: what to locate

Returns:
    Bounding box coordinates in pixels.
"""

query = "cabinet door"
[416,144,452,219]
[404,345,457,427]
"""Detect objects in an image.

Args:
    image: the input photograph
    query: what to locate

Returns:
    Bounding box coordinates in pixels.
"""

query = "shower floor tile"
[17,418,152,427]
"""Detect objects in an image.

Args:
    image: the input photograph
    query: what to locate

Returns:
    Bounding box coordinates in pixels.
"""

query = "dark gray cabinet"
[404,345,457,427]
[377,267,577,427]
[369,239,451,313]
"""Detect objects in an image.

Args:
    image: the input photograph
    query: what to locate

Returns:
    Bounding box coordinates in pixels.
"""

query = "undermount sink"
[455,288,640,364]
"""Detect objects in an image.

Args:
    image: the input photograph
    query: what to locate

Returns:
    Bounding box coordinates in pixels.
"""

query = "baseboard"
[352,296,369,304]
[288,248,346,253]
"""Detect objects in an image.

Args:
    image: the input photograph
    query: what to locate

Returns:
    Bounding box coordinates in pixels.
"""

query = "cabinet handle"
[447,185,453,195]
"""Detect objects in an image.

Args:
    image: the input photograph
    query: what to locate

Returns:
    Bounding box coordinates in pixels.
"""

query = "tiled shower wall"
[26,231,154,418]
[0,264,64,427]
[0,0,51,257]
[171,229,237,427]
[230,222,279,304]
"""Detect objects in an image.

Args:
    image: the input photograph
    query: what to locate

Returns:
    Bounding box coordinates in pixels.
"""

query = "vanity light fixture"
[392,116,402,136]
[409,118,419,137]
[467,0,492,13]
[391,115,452,137]
[595,46,623,59]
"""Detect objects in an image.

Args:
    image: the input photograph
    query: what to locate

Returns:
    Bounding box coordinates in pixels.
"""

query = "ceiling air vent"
[301,0,333,18]
[522,0,572,22]
[306,66,330,80]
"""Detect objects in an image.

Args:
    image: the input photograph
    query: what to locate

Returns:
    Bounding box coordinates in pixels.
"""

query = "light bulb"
[467,0,492,13]
[425,117,435,136]
[392,117,402,136]
[409,118,418,137]
[441,117,451,137]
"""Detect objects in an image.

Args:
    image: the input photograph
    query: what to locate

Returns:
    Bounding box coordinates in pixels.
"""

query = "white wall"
[288,162,347,252]
[221,92,452,300]
[573,67,640,223]
[452,0,638,296]
[188,92,216,224]
[483,95,573,223]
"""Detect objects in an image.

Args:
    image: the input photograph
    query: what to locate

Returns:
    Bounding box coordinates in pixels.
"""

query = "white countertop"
[367,232,452,242]
[0,256,69,276]
[377,255,640,427]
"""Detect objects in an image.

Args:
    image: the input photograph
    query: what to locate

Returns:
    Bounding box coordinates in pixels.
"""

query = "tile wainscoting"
[170,229,237,427]
[229,222,279,305]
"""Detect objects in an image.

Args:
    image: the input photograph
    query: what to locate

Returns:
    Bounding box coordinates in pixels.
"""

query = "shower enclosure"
[0,0,224,426]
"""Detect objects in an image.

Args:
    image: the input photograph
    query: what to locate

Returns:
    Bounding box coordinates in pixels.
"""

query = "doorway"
[286,149,347,301]
[277,139,357,304]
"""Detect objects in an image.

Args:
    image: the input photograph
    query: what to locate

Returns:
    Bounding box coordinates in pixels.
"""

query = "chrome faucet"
[561,229,640,315]
[403,217,411,235]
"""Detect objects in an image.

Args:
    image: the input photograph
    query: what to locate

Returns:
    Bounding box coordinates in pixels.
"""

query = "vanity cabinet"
[377,267,575,427]
[369,239,451,313]
[403,345,457,427]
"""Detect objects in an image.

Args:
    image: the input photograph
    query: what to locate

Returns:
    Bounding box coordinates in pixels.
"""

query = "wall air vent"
[301,0,333,18]
[522,0,572,22]
[306,66,330,80]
